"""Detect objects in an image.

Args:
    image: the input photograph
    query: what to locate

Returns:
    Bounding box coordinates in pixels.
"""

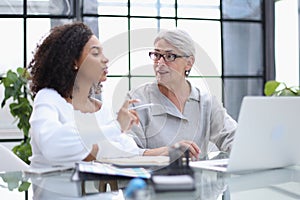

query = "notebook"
[71,161,151,181]
[190,96,300,173]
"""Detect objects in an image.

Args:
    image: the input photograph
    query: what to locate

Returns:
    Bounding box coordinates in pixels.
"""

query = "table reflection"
[0,166,300,200]
[0,171,30,192]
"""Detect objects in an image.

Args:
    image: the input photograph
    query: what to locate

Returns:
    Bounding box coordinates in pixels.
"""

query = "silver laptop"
[190,96,300,173]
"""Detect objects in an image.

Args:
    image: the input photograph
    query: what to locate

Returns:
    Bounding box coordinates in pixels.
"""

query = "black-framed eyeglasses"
[149,52,189,62]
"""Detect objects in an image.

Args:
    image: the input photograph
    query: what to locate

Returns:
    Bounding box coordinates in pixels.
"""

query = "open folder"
[71,161,151,181]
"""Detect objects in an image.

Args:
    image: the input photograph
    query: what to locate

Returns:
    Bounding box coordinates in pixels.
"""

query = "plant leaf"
[264,80,282,96]
[18,181,31,192]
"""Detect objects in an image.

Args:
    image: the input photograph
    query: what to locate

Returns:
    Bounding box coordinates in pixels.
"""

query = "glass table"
[1,165,300,200]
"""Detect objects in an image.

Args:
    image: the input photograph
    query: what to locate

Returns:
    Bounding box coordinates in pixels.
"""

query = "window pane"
[85,0,128,15]
[97,17,128,41]
[0,19,23,71]
[223,22,263,76]
[83,0,98,15]
[222,0,262,20]
[129,18,158,72]
[27,18,52,64]
[188,77,222,102]
[91,17,129,75]
[275,0,299,86]
[223,78,264,120]
[177,0,220,19]
[0,19,24,132]
[131,0,175,17]
[130,50,155,76]
[131,0,158,17]
[0,0,23,14]
[130,18,157,30]
[27,0,74,15]
[107,52,129,76]
[177,20,221,76]
[129,27,161,76]
[159,19,176,29]
[101,77,129,113]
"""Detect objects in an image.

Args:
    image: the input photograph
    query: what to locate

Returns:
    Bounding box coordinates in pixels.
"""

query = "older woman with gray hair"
[126,29,237,160]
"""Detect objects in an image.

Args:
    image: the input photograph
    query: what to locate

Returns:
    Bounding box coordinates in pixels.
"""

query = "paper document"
[97,156,170,167]
[76,162,151,179]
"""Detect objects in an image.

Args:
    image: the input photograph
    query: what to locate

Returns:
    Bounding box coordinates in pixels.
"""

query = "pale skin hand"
[143,146,169,156]
[178,140,200,160]
[143,140,200,160]
[117,99,140,132]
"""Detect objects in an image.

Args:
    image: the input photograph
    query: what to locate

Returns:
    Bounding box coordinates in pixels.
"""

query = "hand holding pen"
[117,99,140,132]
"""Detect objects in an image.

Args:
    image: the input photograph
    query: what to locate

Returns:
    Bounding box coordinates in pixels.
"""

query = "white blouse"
[29,88,139,168]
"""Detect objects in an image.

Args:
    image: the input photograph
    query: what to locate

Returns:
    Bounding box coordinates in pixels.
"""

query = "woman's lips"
[102,66,108,74]
[157,70,169,74]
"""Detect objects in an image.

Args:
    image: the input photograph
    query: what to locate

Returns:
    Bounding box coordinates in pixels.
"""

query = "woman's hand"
[143,140,200,160]
[117,99,140,132]
[83,144,99,161]
[178,140,200,160]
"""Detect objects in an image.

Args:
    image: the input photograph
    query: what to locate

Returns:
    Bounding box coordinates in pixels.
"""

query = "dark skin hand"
[83,144,99,161]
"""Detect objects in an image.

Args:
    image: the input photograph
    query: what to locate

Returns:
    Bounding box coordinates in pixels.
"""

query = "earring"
[185,70,191,77]
[74,66,78,70]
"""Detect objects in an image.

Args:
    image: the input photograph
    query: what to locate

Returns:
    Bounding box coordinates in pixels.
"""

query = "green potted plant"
[264,80,300,96]
[0,67,32,164]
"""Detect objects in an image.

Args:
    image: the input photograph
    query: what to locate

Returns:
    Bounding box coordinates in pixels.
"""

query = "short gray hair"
[154,29,196,57]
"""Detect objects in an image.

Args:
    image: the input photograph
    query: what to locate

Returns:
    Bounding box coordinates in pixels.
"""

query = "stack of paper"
[97,156,170,167]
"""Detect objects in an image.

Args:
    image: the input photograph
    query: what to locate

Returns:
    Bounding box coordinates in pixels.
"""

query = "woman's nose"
[102,55,109,63]
[158,56,166,64]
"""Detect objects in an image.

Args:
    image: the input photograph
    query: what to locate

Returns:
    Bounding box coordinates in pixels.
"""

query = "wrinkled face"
[76,35,109,84]
[152,39,192,86]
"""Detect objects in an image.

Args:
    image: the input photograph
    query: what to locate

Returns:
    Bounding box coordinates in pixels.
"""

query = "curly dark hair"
[27,22,93,98]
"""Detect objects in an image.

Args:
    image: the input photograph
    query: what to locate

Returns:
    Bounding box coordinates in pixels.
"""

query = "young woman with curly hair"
[28,22,140,168]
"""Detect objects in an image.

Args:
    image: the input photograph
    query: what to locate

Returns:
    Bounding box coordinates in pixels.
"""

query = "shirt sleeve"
[209,95,237,153]
[125,92,149,155]
[94,102,141,157]
[30,103,90,164]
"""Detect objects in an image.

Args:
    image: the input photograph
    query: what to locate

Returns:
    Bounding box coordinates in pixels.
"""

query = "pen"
[128,103,155,111]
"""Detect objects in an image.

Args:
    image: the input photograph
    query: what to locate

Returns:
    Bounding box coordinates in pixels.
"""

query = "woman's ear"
[185,56,195,71]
